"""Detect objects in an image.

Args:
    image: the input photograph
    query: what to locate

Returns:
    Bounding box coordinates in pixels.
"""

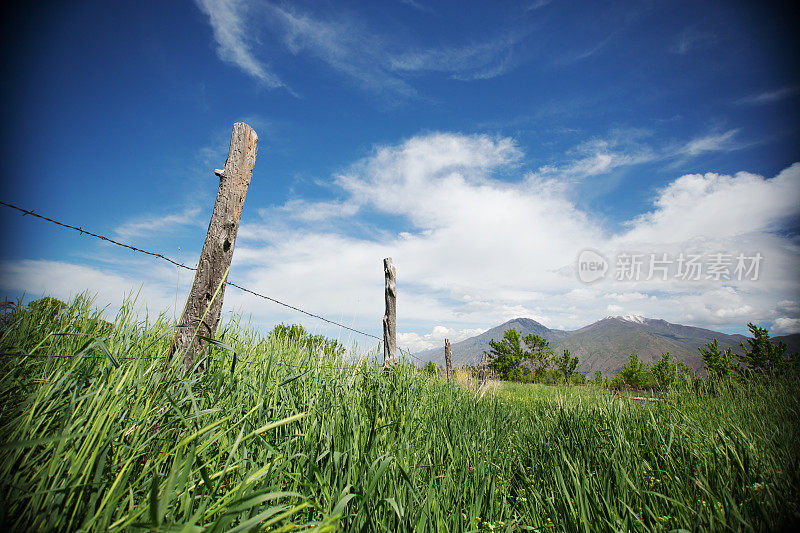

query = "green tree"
[486,329,527,380]
[570,372,587,385]
[699,339,737,378]
[555,349,579,385]
[616,353,652,389]
[652,352,673,389]
[593,371,603,385]
[270,323,345,357]
[522,334,553,381]
[421,361,438,376]
[737,323,791,375]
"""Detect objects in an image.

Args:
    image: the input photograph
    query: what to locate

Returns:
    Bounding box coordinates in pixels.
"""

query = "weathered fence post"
[444,338,452,381]
[479,351,488,387]
[169,122,258,373]
[382,257,397,368]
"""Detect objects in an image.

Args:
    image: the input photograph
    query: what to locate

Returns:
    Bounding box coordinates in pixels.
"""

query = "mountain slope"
[413,318,569,367]
[415,315,757,375]
[550,316,747,375]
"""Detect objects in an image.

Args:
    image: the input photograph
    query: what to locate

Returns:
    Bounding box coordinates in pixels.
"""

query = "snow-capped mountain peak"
[604,314,648,324]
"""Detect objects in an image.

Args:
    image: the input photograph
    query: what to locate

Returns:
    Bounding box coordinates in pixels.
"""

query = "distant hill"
[413,317,569,368]
[774,333,800,356]
[412,315,800,376]
[548,316,746,375]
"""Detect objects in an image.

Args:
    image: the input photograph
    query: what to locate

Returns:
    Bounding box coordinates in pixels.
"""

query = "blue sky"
[1,0,799,353]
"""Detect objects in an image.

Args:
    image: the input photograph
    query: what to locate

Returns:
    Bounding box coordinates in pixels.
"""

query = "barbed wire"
[0,201,193,271]
[0,351,423,370]
[0,200,401,347]
[0,351,161,361]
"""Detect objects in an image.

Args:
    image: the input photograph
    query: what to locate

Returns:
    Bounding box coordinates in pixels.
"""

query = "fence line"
[0,199,424,362]
[0,351,422,372]
[0,201,379,340]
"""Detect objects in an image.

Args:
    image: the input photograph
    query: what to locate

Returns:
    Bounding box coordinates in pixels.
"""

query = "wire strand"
[0,200,385,342]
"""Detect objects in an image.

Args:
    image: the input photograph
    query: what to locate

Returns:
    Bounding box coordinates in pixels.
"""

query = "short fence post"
[382,257,397,368]
[444,339,452,381]
[169,122,258,374]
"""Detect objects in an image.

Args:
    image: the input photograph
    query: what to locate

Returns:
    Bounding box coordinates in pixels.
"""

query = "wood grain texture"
[382,257,397,368]
[445,339,452,381]
[170,122,258,373]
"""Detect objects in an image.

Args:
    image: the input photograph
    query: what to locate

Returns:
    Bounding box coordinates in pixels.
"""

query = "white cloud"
[389,37,522,80]
[194,0,288,90]
[398,0,435,15]
[622,163,800,244]
[773,318,800,335]
[533,127,751,183]
[736,85,800,106]
[679,129,740,156]
[194,0,523,97]
[0,260,187,321]
[672,28,717,54]
[4,133,799,349]
[398,325,486,353]
[526,0,552,11]
[115,207,204,239]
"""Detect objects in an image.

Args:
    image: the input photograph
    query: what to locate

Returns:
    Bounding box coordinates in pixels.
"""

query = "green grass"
[1,294,798,531]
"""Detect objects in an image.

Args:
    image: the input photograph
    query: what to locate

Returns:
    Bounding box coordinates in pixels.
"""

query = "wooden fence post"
[444,339,452,381]
[169,122,258,373]
[382,257,397,368]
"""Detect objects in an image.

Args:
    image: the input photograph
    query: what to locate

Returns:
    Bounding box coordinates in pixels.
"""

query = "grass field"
[1,295,798,531]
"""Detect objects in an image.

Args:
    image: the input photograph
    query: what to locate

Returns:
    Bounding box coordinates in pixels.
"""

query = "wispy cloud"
[267,4,418,97]
[678,129,740,156]
[398,0,435,15]
[193,0,524,98]
[194,0,289,92]
[736,85,800,106]
[114,206,204,240]
[531,127,751,182]
[389,36,522,80]
[532,129,657,181]
[671,28,717,54]
[525,0,552,11]
[557,32,617,64]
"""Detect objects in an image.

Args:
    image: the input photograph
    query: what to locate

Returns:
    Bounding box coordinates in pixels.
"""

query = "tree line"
[474,323,799,390]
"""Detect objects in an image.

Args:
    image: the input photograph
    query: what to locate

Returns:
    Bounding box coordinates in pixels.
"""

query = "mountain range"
[413,315,800,376]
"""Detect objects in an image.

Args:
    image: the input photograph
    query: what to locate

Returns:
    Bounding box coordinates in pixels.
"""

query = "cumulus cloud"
[398,325,487,354]
[226,134,799,339]
[4,133,799,348]
[773,317,800,335]
[0,260,188,320]
[622,163,800,244]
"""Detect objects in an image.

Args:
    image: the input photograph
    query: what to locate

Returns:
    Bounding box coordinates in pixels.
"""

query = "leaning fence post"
[382,257,397,368]
[444,339,452,381]
[168,122,258,374]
